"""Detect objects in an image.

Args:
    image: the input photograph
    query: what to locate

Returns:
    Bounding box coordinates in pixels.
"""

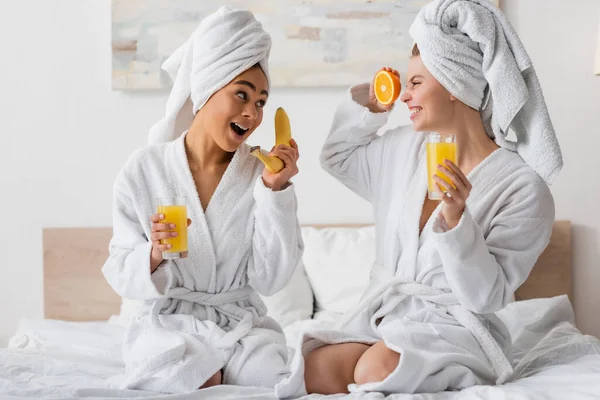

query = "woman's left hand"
[434,160,472,229]
[262,139,300,191]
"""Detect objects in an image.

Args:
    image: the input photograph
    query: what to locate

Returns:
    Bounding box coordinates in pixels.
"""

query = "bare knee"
[199,370,222,389]
[354,341,400,386]
[304,345,348,394]
[304,343,369,395]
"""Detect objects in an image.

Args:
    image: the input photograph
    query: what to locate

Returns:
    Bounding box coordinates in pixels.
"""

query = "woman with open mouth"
[102,6,303,394]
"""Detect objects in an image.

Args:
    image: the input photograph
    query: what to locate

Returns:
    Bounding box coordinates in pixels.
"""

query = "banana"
[251,107,292,173]
[250,146,284,173]
[274,107,292,147]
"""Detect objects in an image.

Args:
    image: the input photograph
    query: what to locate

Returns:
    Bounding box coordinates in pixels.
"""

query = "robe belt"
[167,286,254,306]
[150,286,255,349]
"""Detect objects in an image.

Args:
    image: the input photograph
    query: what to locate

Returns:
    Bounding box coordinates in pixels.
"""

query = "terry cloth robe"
[274,83,554,397]
[102,131,303,393]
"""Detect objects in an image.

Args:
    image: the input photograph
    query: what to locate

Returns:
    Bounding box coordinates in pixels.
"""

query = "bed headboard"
[43,228,117,321]
[43,221,572,321]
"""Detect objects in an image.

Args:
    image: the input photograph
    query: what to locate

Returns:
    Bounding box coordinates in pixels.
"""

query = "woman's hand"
[149,214,192,273]
[434,160,472,230]
[262,139,300,191]
[368,67,399,113]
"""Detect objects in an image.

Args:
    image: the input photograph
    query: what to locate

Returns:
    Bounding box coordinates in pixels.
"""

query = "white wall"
[0,0,598,346]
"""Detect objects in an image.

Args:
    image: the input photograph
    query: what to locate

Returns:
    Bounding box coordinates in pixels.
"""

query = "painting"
[112,0,500,90]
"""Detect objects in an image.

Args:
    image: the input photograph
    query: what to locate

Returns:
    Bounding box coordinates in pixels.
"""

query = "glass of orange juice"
[426,133,457,200]
[157,196,188,259]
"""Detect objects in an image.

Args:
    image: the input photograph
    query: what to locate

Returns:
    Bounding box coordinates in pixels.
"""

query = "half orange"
[374,70,401,106]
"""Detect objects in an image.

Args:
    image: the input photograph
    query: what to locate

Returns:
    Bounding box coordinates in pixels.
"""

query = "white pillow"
[496,295,576,363]
[260,259,314,328]
[301,226,375,315]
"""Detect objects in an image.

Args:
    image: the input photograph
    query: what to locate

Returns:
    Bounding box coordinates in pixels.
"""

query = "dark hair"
[411,43,420,57]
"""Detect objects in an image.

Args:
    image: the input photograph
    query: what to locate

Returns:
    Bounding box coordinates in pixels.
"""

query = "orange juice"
[426,137,456,200]
[157,205,188,253]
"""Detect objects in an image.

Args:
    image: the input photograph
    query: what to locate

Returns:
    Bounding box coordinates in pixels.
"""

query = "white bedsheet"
[1,296,599,399]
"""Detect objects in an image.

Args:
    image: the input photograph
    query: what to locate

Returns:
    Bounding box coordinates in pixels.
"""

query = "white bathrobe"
[102,132,303,393]
[275,84,555,397]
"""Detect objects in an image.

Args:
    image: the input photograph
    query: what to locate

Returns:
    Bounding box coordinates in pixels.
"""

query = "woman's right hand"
[149,213,191,273]
[368,67,400,114]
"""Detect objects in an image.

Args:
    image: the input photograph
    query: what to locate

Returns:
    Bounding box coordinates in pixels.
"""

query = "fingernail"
[167,244,172,249]
[159,214,164,219]
[171,232,178,237]
[170,224,176,229]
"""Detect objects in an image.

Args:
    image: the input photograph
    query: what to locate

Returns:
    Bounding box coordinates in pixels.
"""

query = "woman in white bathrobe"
[275,0,559,397]
[102,7,303,393]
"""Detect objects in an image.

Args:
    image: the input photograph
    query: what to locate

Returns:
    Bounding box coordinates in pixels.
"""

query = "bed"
[1,221,600,399]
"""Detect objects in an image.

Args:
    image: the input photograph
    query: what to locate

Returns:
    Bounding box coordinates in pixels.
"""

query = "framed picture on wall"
[112,0,501,90]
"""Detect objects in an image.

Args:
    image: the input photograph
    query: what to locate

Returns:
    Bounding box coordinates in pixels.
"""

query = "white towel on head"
[148,6,271,145]
[409,0,562,184]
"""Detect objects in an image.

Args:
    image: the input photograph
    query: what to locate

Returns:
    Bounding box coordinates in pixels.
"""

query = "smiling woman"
[100,6,304,395]
[277,0,561,397]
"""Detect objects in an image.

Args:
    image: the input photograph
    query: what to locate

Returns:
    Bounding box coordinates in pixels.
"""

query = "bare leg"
[304,343,370,395]
[199,370,222,389]
[354,341,400,385]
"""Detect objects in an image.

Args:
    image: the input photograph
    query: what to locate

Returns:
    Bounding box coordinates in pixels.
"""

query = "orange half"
[374,70,401,106]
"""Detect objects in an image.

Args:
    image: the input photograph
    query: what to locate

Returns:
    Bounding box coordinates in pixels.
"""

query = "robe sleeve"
[246,177,304,296]
[432,180,555,314]
[102,163,172,300]
[320,83,393,202]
